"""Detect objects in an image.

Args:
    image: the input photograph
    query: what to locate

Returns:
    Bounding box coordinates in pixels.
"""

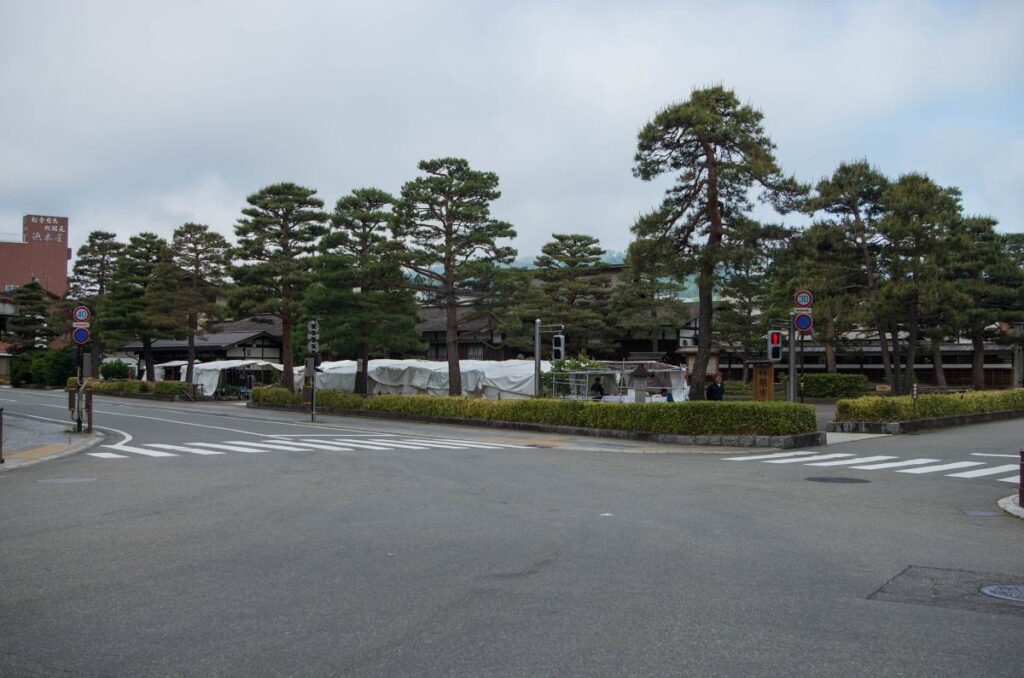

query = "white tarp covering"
[300,359,551,398]
[153,360,192,382]
[183,359,283,396]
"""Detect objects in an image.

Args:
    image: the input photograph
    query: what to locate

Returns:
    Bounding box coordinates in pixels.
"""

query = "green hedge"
[153,381,188,396]
[100,360,131,380]
[90,379,154,394]
[10,349,75,387]
[791,374,869,398]
[836,389,1024,422]
[253,387,817,435]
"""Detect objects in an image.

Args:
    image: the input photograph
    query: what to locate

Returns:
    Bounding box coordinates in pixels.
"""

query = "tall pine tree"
[7,280,55,354]
[231,183,328,391]
[172,223,229,385]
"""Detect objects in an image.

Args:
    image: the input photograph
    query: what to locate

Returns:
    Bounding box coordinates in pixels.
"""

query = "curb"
[997,495,1024,520]
[247,402,825,449]
[1,414,105,473]
[827,408,1024,434]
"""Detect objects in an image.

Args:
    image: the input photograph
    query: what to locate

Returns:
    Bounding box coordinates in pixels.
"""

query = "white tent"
[182,359,283,396]
[152,360,193,382]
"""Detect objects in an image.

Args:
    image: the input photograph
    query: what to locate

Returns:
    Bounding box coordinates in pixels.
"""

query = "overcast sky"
[1,0,1021,260]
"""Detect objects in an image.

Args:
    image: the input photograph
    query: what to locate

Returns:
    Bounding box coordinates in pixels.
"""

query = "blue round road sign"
[72,305,92,322]
[794,312,814,333]
[72,327,92,345]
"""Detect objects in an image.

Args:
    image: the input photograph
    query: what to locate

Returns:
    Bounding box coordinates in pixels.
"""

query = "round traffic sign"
[72,327,92,345]
[72,305,92,322]
[794,290,814,308]
[794,312,814,333]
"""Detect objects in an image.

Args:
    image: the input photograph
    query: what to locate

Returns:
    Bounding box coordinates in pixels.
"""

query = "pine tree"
[99,233,171,381]
[7,280,55,353]
[231,183,328,391]
[632,86,804,397]
[172,223,229,385]
[305,188,421,394]
[70,231,124,302]
[534,233,613,355]
[393,158,516,395]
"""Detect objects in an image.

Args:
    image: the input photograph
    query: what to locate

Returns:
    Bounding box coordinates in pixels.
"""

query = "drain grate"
[805,477,870,484]
[980,585,1024,603]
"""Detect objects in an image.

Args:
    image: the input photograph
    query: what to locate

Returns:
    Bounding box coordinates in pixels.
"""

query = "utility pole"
[534,318,541,397]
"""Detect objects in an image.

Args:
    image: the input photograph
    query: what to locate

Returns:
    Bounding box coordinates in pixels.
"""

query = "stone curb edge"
[248,402,825,449]
[1,413,105,473]
[997,495,1024,520]
[827,408,1024,434]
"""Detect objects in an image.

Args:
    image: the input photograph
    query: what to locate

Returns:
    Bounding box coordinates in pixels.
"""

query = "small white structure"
[183,359,283,396]
[152,360,193,382]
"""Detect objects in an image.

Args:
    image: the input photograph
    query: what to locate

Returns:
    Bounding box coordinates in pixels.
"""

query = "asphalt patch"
[870,566,1024,617]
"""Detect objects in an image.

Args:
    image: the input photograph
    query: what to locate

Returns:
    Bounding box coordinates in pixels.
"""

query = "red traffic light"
[769,331,782,345]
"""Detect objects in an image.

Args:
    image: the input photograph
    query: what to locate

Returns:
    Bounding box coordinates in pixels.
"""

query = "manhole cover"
[980,585,1024,603]
[36,478,96,484]
[805,477,870,484]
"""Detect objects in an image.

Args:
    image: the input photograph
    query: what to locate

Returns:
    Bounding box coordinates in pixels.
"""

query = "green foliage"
[70,230,124,302]
[611,238,691,357]
[9,349,74,386]
[90,379,154,394]
[836,389,1024,422]
[251,386,303,406]
[7,280,55,353]
[792,374,869,398]
[231,182,329,390]
[253,388,816,435]
[172,222,229,384]
[100,360,131,380]
[153,381,188,396]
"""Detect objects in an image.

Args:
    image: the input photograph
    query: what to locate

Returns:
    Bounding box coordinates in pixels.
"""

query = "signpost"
[788,291,814,402]
[307,319,320,422]
[70,306,93,431]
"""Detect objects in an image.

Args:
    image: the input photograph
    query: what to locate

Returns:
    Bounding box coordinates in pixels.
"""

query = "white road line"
[970,453,1018,458]
[394,440,481,450]
[88,452,128,459]
[805,455,897,467]
[270,433,396,438]
[722,451,817,461]
[429,438,533,449]
[270,440,357,451]
[365,439,431,449]
[222,440,313,451]
[998,475,1020,483]
[764,453,854,464]
[947,464,1020,478]
[147,444,224,456]
[103,445,176,457]
[897,461,985,474]
[187,442,269,454]
[324,440,395,450]
[851,458,940,470]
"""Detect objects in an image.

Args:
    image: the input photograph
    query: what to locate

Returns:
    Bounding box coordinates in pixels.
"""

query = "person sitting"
[659,388,674,403]
[706,374,725,401]
[590,377,605,401]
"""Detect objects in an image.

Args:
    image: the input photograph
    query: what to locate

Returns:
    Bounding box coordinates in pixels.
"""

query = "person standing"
[706,374,725,401]
[590,377,605,401]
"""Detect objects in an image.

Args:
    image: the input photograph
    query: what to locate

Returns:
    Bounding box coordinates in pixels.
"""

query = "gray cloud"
[1,0,1021,260]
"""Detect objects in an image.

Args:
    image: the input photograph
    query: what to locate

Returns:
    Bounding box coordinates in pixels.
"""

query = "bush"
[836,389,1024,422]
[10,349,74,387]
[254,388,818,436]
[100,360,131,380]
[10,354,33,387]
[153,381,188,396]
[90,379,155,395]
[794,374,869,399]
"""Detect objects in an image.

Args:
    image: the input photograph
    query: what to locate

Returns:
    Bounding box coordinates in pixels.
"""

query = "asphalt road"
[1,388,1022,677]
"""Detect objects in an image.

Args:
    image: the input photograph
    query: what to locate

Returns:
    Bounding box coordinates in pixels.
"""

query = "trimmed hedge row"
[253,387,818,435]
[790,374,869,398]
[80,379,190,396]
[836,388,1024,422]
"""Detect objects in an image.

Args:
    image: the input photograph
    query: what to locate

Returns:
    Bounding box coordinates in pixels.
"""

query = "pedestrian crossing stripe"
[723,451,1020,484]
[87,435,538,460]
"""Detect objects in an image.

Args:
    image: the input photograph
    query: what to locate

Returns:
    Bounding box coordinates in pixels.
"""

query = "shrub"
[257,389,818,436]
[836,389,1024,422]
[153,381,188,396]
[794,374,869,398]
[100,360,131,380]
[89,379,155,395]
[10,354,34,387]
[10,349,74,386]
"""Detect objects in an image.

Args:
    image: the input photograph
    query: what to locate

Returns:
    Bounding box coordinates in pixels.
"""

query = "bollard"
[1,407,4,464]
[1019,449,1023,509]
[86,388,93,433]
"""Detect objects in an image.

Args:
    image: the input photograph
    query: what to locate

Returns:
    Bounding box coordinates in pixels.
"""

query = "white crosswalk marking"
[102,445,176,457]
[323,440,395,450]
[273,440,358,451]
[187,442,270,454]
[723,451,817,462]
[850,458,939,470]
[997,474,1021,483]
[947,464,1020,478]
[805,455,897,467]
[147,444,224,455]
[222,440,315,452]
[764,453,854,464]
[430,438,534,449]
[88,451,128,459]
[365,439,431,449]
[897,461,985,474]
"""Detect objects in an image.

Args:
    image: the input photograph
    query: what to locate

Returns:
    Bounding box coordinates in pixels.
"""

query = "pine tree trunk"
[142,337,156,382]
[445,291,462,396]
[824,317,837,373]
[932,339,947,387]
[971,322,986,390]
[902,302,919,395]
[690,142,722,401]
[281,311,294,391]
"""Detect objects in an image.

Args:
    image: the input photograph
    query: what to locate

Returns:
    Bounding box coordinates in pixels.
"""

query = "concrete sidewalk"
[1,412,101,471]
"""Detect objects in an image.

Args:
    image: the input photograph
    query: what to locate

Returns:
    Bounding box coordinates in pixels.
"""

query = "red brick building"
[0,215,71,297]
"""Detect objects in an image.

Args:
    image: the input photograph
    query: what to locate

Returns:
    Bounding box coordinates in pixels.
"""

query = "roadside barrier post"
[1,407,5,464]
[1019,449,1023,508]
[86,388,94,433]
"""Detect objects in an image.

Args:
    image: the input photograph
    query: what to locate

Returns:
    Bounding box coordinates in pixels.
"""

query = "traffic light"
[552,334,566,360]
[767,330,783,362]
